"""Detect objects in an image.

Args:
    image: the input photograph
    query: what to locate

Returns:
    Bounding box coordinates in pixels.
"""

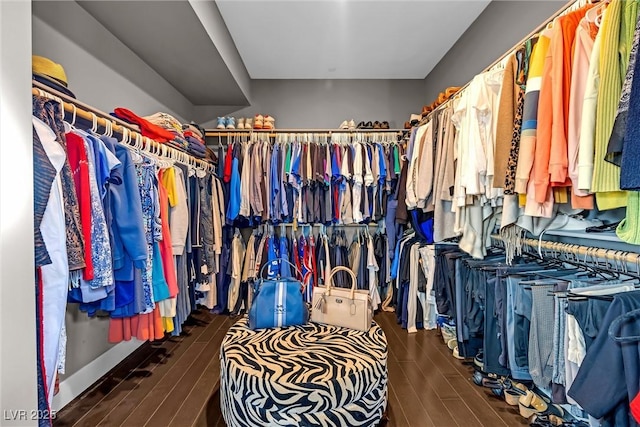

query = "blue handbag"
[248,259,309,330]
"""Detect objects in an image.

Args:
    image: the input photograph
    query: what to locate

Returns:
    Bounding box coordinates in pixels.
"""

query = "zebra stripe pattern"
[220,318,388,426]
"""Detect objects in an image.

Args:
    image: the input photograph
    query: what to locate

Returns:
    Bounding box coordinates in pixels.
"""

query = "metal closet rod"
[205,128,405,137]
[420,0,590,124]
[491,235,640,265]
[32,81,214,171]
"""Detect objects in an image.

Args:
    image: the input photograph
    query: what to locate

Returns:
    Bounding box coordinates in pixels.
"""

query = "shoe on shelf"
[348,119,356,130]
[237,117,245,129]
[226,117,236,129]
[373,121,381,129]
[410,114,421,125]
[263,115,275,130]
[245,117,252,129]
[254,114,264,129]
[339,120,349,130]
[216,117,226,129]
[364,121,373,129]
[356,121,366,129]
[381,121,390,129]
[404,121,411,129]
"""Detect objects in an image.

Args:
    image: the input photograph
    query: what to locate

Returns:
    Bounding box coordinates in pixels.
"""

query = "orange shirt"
[549,6,591,188]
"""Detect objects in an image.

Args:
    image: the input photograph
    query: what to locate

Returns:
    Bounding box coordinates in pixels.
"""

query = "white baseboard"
[52,339,145,411]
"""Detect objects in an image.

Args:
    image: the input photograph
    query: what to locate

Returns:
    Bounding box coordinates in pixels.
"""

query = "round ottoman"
[219,318,388,427]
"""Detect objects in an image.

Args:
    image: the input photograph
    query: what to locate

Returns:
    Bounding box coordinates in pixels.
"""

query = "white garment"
[577,19,604,192]
[416,121,435,210]
[418,246,437,330]
[170,167,189,256]
[406,124,427,210]
[366,235,381,310]
[352,143,364,223]
[406,245,421,333]
[34,116,69,407]
[228,231,246,311]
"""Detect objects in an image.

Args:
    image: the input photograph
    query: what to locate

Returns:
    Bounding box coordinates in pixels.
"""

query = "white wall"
[203,79,425,129]
[1,1,37,425]
[32,16,187,122]
[424,0,567,102]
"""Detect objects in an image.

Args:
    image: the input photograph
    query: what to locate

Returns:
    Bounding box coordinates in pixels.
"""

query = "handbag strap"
[258,258,303,280]
[326,266,357,300]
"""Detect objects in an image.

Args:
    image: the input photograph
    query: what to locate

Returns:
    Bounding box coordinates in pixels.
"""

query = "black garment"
[33,126,57,267]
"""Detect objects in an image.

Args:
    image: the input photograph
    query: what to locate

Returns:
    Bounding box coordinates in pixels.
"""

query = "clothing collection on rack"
[424,236,640,427]
[32,89,221,424]
[405,0,640,263]
[212,224,393,318]
[214,131,406,227]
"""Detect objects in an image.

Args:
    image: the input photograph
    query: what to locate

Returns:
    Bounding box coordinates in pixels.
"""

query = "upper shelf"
[205,128,407,137]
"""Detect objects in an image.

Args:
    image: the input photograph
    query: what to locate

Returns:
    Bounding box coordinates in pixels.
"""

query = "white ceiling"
[216,0,491,79]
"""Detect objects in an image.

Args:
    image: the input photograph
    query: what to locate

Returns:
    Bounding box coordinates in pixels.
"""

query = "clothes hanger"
[63,103,78,133]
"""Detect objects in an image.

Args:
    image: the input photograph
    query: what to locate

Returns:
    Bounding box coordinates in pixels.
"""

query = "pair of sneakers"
[339,119,356,130]
[254,114,275,130]
[237,118,253,129]
[216,117,236,129]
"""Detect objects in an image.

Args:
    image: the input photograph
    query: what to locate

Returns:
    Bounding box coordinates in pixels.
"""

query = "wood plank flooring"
[54,311,528,427]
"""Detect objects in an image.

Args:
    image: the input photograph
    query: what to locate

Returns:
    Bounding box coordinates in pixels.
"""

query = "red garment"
[65,132,94,280]
[632,392,640,423]
[157,170,178,298]
[112,108,175,143]
[309,235,317,289]
[223,144,233,183]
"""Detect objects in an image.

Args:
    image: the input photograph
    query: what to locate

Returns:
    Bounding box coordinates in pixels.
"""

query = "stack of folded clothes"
[111,108,210,160]
[182,123,208,159]
[144,112,189,152]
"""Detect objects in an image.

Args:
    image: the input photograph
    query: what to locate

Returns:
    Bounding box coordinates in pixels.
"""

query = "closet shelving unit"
[32,80,215,172]
[205,128,406,137]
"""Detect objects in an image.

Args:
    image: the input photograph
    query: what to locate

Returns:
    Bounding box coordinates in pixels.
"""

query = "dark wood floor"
[54,310,528,427]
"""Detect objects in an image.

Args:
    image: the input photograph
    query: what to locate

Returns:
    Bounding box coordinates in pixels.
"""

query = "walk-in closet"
[2,0,640,426]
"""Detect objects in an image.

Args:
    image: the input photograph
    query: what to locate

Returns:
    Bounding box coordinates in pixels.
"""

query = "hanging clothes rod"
[491,235,640,266]
[419,0,586,124]
[32,81,214,172]
[205,129,405,137]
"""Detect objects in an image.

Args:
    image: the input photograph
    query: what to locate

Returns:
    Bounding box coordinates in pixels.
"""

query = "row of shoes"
[470,362,586,426]
[439,319,464,360]
[404,114,422,129]
[216,115,276,130]
[436,316,587,426]
[404,86,463,129]
[338,120,391,130]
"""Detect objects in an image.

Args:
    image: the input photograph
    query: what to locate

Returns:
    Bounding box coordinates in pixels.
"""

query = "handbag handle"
[326,266,357,300]
[258,258,302,280]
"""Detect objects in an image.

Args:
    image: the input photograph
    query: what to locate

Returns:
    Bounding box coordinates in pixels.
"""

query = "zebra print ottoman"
[220,318,388,427]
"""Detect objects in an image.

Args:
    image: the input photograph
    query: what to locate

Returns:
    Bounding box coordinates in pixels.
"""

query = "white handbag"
[311,266,373,332]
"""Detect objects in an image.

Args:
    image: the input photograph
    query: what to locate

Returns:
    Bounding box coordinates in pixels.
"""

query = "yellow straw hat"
[32,55,75,97]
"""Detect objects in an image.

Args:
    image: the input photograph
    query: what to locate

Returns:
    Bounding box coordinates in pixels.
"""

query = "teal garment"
[393,145,401,174]
[285,142,292,175]
[151,242,170,302]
